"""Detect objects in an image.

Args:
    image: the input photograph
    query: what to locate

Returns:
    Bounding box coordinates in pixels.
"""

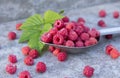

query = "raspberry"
[98,20,106,27]
[8,32,16,40]
[48,46,55,53]
[80,32,90,41]
[49,27,58,36]
[105,34,112,39]
[19,71,31,78]
[6,64,17,74]
[65,40,75,47]
[77,17,85,23]
[57,52,67,61]
[53,48,60,56]
[54,20,64,29]
[58,28,68,38]
[62,16,69,22]
[16,23,22,30]
[74,26,84,35]
[41,32,53,43]
[24,56,34,66]
[99,9,106,17]
[21,46,31,56]
[8,54,17,63]
[66,22,76,30]
[85,37,98,46]
[88,28,100,38]
[113,11,119,18]
[29,49,39,59]
[83,26,90,33]
[105,44,114,55]
[83,65,94,77]
[68,30,78,41]
[53,34,64,45]
[36,62,46,73]
[75,40,84,47]
[110,48,119,59]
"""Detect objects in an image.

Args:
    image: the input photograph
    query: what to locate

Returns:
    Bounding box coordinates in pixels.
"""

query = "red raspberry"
[99,9,106,17]
[88,28,100,38]
[98,20,106,27]
[6,64,17,74]
[21,46,31,56]
[83,26,90,33]
[53,34,64,45]
[68,30,78,41]
[110,48,119,59]
[66,22,76,30]
[8,54,17,63]
[75,40,84,47]
[77,17,85,23]
[48,46,55,53]
[57,52,67,61]
[54,20,64,29]
[53,48,60,56]
[65,40,75,47]
[41,32,53,43]
[105,44,114,55]
[80,32,90,41]
[29,49,39,59]
[16,23,22,30]
[105,34,112,39]
[62,16,69,22]
[49,27,58,36]
[58,28,68,38]
[36,62,46,73]
[8,32,16,40]
[83,65,94,77]
[74,26,84,35]
[24,56,34,66]
[113,11,119,18]
[85,37,98,46]
[19,71,31,78]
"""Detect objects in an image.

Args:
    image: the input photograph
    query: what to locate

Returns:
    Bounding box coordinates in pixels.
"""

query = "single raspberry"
[77,17,85,23]
[80,32,90,41]
[48,46,55,53]
[29,49,39,59]
[66,22,76,30]
[16,23,22,30]
[21,46,31,56]
[6,64,17,74]
[54,20,64,29]
[85,37,98,46]
[98,20,106,27]
[41,32,53,43]
[105,44,114,55]
[53,34,64,45]
[19,71,31,78]
[36,62,46,73]
[57,52,67,61]
[8,32,16,40]
[53,48,60,56]
[68,30,78,41]
[75,40,84,47]
[83,26,90,33]
[24,56,34,66]
[110,48,119,59]
[83,65,94,77]
[99,9,106,17]
[62,16,69,22]
[113,11,119,18]
[8,54,17,63]
[74,26,84,35]
[58,28,68,38]
[49,27,58,36]
[105,34,112,39]
[65,40,75,47]
[88,28,100,38]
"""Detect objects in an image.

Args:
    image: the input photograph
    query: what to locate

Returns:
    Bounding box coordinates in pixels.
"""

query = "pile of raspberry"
[41,16,100,48]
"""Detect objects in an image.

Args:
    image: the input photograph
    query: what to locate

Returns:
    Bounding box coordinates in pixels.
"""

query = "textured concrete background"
[0,0,119,23]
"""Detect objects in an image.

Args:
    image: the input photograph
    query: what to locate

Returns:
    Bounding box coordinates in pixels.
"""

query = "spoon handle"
[99,27,120,36]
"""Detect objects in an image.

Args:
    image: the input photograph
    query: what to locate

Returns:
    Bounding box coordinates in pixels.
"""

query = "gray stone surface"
[0,0,120,23]
[0,2,120,78]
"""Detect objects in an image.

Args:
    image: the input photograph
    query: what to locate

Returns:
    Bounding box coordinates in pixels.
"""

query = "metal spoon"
[41,27,120,53]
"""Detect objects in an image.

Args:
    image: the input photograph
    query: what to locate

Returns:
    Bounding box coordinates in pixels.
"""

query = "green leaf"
[41,23,52,34]
[44,10,64,24]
